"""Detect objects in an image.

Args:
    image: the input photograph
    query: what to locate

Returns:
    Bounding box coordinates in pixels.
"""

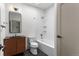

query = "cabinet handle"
[0,44,4,50]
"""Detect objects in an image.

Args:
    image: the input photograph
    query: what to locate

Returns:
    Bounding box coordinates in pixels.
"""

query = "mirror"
[9,11,21,33]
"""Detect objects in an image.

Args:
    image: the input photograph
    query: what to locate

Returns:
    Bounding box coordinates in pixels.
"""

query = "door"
[16,37,25,54]
[59,3,79,56]
[4,38,16,56]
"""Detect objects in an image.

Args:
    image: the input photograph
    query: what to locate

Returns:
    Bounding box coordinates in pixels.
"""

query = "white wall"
[36,4,57,56]
[0,3,6,56]
[45,4,57,48]
[45,4,57,55]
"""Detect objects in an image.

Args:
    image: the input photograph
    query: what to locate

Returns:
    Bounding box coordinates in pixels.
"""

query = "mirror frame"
[9,11,22,33]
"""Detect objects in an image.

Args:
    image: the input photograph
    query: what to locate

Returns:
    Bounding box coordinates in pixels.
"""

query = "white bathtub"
[37,39,56,56]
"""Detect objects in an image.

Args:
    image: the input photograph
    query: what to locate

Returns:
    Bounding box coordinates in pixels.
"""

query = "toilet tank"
[28,36,36,42]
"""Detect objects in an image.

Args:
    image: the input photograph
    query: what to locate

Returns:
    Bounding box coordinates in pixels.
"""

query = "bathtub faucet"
[40,34,43,39]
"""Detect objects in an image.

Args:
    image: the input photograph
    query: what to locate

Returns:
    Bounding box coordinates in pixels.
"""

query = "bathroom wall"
[45,4,57,55]
[45,4,57,48]
[0,3,6,56]
[36,4,57,56]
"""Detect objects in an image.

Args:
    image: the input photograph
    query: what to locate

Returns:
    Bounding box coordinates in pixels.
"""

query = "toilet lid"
[31,42,38,46]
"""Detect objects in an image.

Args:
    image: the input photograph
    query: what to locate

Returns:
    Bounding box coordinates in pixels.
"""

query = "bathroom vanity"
[3,36,26,56]
[2,11,26,56]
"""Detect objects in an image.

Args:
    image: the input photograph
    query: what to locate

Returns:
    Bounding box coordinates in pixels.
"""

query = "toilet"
[29,37,38,55]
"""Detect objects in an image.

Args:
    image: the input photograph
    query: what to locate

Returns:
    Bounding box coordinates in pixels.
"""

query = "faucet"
[40,34,43,39]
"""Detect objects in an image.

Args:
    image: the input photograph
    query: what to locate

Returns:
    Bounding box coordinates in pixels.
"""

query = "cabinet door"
[16,37,25,54]
[4,38,16,56]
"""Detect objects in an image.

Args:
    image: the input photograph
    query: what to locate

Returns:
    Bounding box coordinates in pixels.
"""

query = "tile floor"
[15,49,47,56]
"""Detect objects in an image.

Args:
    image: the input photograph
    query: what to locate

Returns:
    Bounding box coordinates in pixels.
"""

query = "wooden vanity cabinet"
[4,37,16,56]
[16,37,25,54]
[4,36,26,56]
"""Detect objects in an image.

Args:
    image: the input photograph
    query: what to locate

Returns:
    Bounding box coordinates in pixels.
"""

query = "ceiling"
[25,3,54,10]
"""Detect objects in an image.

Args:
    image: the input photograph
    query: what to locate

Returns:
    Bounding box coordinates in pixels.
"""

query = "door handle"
[57,35,62,38]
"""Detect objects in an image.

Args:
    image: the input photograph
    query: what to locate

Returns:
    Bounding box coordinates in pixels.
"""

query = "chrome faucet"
[40,34,43,39]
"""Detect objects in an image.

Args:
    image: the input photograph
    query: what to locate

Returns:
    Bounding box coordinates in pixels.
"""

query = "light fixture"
[14,7,18,11]
[9,5,18,11]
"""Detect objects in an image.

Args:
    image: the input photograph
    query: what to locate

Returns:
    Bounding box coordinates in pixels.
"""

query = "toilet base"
[30,48,38,55]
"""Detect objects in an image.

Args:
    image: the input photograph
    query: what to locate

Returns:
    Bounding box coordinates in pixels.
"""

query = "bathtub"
[37,39,56,56]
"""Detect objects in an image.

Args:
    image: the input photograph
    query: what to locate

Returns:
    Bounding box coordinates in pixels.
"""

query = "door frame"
[56,3,64,56]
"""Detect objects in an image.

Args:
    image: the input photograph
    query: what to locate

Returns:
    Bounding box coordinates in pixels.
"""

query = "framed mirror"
[9,11,21,33]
